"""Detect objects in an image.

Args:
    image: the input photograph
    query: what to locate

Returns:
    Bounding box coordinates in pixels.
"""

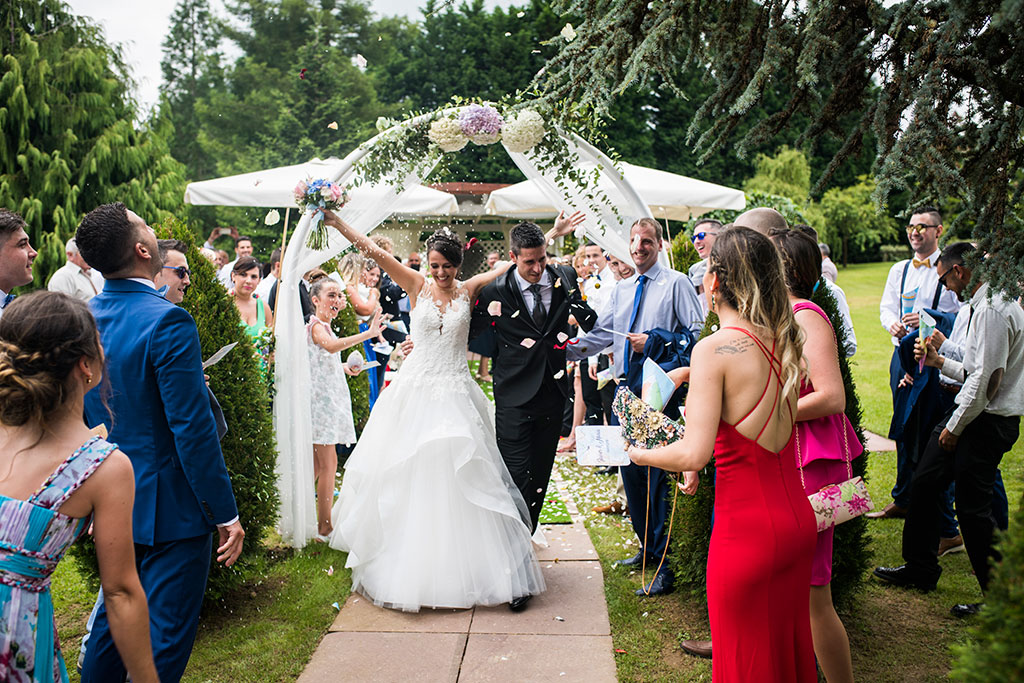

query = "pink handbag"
[795,420,874,532]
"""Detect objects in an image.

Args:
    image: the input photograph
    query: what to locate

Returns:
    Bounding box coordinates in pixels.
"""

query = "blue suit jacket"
[85,279,238,545]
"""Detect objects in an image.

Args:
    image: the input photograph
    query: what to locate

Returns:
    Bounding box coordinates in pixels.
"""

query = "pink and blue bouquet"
[294,177,348,250]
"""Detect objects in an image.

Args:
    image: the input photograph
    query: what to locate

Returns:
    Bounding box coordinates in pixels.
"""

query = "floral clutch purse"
[612,385,684,449]
[796,421,874,533]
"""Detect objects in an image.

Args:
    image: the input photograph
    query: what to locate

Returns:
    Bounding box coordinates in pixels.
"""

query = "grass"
[50,265,1021,680]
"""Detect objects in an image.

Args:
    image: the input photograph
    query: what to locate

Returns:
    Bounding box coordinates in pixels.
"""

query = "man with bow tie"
[870,205,961,520]
[0,209,38,321]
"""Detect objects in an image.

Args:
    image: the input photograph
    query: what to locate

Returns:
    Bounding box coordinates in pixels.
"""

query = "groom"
[474,219,597,549]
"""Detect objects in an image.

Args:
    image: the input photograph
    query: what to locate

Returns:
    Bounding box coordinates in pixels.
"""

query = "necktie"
[912,257,930,269]
[528,283,547,327]
[1,293,15,308]
[623,274,648,365]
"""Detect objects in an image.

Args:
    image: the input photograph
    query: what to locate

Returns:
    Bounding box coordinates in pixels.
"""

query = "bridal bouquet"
[294,177,348,250]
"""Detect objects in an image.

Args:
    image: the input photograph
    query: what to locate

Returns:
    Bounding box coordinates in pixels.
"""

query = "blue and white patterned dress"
[0,436,116,683]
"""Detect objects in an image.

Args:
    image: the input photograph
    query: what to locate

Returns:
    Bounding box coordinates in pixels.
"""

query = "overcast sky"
[66,0,516,114]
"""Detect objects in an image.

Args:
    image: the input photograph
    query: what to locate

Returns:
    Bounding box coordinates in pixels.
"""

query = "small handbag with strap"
[795,418,874,532]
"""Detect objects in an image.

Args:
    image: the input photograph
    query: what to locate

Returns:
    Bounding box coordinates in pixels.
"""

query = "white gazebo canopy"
[183,157,459,215]
[485,161,745,222]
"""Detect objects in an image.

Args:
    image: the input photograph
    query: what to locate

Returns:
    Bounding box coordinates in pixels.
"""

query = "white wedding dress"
[329,281,545,612]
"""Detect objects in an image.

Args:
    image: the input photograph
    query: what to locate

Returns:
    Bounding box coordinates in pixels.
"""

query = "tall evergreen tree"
[535,0,1024,297]
[0,0,185,287]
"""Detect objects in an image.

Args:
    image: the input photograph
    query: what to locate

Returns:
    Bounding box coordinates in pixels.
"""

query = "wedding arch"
[274,103,654,547]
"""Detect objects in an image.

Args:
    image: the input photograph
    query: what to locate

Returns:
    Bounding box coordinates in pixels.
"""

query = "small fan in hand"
[294,177,348,250]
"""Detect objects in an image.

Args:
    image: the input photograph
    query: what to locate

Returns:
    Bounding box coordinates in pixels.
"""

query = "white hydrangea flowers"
[501,110,546,154]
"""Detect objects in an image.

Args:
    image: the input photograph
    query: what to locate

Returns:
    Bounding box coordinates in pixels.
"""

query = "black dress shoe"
[613,551,646,568]
[680,639,712,658]
[636,572,673,596]
[509,595,532,612]
[872,565,938,592]
[950,602,983,618]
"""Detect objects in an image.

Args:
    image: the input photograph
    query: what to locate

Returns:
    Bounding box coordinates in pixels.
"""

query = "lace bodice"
[396,281,476,397]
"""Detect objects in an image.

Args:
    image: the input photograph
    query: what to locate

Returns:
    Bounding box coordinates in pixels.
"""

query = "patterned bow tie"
[912,257,931,269]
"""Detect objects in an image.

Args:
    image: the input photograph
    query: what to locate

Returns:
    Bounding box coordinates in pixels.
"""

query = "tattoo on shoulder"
[714,337,755,356]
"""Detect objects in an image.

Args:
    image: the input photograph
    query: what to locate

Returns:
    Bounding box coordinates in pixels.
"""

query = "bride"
[322,211,563,612]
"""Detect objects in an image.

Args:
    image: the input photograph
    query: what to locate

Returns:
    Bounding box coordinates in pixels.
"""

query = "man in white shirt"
[686,218,722,294]
[820,243,839,283]
[217,235,253,287]
[47,237,105,301]
[875,242,1024,617]
[254,248,280,302]
[869,205,961,520]
[0,209,37,321]
[579,242,613,428]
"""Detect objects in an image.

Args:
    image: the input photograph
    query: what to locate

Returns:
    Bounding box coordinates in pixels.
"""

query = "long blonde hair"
[336,252,370,287]
[708,227,805,408]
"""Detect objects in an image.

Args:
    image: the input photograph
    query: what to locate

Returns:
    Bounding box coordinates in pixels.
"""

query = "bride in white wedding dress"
[322,211,547,612]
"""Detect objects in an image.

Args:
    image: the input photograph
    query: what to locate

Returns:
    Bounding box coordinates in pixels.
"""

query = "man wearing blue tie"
[569,218,704,595]
[75,203,244,682]
[0,209,38,320]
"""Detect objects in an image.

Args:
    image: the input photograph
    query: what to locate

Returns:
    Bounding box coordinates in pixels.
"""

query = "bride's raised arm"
[322,209,426,300]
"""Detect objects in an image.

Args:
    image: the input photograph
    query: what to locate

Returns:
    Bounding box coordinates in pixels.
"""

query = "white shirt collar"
[514,267,551,292]
[0,288,8,306]
[127,277,157,289]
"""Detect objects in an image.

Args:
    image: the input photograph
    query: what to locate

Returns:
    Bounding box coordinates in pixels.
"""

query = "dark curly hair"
[75,202,138,276]
[0,291,107,432]
[425,228,463,268]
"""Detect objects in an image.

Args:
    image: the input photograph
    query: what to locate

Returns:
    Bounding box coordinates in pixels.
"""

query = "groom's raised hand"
[546,210,586,241]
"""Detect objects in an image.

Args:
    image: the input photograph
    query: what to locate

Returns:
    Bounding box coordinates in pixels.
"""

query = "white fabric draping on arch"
[274,111,654,547]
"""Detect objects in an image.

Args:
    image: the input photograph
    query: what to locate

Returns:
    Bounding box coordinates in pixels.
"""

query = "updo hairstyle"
[0,291,105,429]
[231,256,262,278]
[425,228,463,268]
[768,228,822,300]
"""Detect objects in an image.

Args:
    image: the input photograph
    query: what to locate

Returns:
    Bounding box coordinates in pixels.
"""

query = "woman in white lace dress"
[322,212,547,612]
[307,277,382,540]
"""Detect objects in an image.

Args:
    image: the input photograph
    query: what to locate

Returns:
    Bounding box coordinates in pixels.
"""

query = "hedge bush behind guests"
[0,291,158,683]
[74,202,244,682]
[771,228,860,683]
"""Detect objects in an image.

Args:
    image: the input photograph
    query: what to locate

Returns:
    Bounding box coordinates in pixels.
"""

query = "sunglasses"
[163,265,191,279]
[937,265,956,289]
[906,223,939,235]
[691,231,712,243]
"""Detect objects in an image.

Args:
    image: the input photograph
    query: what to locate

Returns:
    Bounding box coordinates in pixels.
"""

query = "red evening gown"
[706,328,818,682]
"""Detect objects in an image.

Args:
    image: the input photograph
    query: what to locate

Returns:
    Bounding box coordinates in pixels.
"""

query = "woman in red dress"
[629,227,817,682]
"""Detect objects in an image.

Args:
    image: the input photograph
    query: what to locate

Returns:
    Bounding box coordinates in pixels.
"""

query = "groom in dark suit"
[76,203,244,682]
[474,220,597,548]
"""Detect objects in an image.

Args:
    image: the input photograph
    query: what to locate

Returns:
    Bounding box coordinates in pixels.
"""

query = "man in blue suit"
[76,203,244,682]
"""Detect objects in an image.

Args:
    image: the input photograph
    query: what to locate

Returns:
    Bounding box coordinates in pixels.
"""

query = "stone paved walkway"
[298,474,617,682]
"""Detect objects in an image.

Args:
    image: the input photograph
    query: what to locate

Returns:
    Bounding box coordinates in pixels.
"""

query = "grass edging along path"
[51,264,1022,681]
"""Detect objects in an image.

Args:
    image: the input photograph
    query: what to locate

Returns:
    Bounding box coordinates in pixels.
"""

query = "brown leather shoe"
[938,534,965,557]
[592,501,627,515]
[680,639,712,658]
[865,502,907,519]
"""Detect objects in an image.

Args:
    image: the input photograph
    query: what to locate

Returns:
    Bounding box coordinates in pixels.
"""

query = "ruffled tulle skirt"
[328,370,545,612]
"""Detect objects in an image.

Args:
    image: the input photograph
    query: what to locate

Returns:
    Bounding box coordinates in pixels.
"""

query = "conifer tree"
[0,0,185,287]
[535,0,1024,297]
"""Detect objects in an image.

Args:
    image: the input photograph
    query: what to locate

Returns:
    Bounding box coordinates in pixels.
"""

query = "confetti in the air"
[553,370,565,379]
[487,301,502,316]
[299,68,307,80]
[517,10,525,17]
[560,23,577,42]
[264,209,280,225]
[353,54,367,68]
[327,121,338,130]
[556,332,569,343]
[511,309,521,318]
[521,338,536,348]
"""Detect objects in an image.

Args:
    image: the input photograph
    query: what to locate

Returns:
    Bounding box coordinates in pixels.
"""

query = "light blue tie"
[623,274,647,366]
[2,293,15,308]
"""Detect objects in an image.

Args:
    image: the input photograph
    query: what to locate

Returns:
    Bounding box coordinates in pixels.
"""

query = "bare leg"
[478,356,491,380]
[558,370,586,452]
[809,583,853,683]
[313,443,338,536]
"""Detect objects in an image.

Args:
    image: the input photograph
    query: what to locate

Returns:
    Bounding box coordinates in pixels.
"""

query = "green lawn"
[52,263,1021,681]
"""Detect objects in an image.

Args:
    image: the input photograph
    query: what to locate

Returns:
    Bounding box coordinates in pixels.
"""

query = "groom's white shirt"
[514,268,553,313]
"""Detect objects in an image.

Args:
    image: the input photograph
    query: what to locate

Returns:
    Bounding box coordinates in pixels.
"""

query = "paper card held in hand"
[575,426,630,466]
[202,342,238,369]
[641,358,677,412]
[918,310,937,371]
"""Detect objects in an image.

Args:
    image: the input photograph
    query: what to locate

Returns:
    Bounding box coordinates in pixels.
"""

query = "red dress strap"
[721,327,784,438]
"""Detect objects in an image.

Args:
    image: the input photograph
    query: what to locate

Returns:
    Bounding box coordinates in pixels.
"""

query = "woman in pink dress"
[771,228,862,683]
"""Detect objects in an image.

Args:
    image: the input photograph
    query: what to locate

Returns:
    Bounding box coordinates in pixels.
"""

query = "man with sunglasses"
[870,205,961,521]
[875,242,1023,617]
[686,219,723,314]
[154,239,192,304]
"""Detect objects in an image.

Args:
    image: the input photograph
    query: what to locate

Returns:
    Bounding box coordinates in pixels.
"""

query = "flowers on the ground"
[428,117,469,152]
[458,103,504,145]
[502,109,546,154]
[294,177,348,250]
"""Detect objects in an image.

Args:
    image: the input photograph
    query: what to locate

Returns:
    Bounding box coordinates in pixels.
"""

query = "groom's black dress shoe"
[950,602,983,618]
[636,572,673,596]
[613,551,647,568]
[509,595,532,612]
[872,565,938,592]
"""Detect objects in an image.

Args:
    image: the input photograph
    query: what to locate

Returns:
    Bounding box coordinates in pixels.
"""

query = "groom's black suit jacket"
[473,264,598,409]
